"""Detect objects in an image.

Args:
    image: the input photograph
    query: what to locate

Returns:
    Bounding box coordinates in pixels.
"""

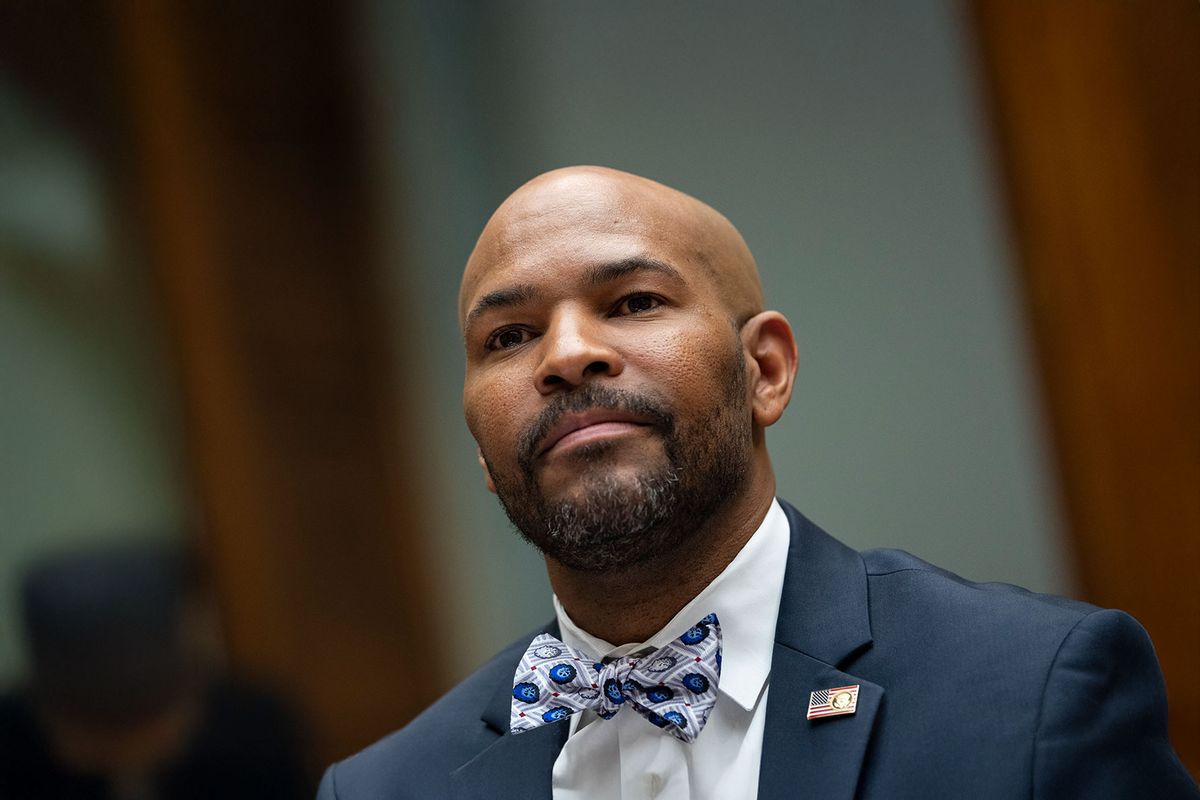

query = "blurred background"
[0,0,1196,790]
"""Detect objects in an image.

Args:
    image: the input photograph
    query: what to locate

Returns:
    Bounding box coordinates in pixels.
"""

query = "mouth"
[536,410,655,458]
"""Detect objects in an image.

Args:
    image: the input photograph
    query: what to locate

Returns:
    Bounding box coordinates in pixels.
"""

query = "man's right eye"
[487,327,532,351]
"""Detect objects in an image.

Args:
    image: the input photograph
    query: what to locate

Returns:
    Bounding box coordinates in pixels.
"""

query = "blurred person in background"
[0,542,311,800]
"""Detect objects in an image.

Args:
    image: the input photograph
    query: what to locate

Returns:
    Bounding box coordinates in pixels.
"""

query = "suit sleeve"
[316,764,339,800]
[1033,609,1198,798]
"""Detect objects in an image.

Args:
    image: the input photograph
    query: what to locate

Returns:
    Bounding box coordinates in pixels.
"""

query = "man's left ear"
[740,311,798,428]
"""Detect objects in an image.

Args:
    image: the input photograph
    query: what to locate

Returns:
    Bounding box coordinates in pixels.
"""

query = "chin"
[537,439,666,493]
[528,466,685,570]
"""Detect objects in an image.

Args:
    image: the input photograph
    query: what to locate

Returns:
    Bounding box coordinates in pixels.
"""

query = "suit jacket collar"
[479,620,560,735]
[452,500,881,800]
[757,500,881,800]
[450,620,563,799]
[772,499,873,664]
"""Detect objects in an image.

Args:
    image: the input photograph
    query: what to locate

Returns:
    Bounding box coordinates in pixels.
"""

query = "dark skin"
[460,166,798,645]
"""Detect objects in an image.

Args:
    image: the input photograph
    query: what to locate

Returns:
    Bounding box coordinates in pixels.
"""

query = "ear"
[477,448,497,494]
[740,311,798,428]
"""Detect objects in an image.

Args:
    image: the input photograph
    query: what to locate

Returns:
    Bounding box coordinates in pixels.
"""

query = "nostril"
[584,360,610,376]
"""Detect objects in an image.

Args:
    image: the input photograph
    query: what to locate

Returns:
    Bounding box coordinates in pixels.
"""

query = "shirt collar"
[553,497,791,712]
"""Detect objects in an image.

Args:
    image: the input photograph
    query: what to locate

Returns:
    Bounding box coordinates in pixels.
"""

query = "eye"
[614,293,663,315]
[486,327,534,351]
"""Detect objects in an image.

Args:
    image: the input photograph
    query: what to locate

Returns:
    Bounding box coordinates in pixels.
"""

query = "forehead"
[460,177,707,323]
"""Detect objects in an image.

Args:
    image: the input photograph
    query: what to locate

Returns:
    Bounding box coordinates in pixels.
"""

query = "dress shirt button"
[646,773,663,796]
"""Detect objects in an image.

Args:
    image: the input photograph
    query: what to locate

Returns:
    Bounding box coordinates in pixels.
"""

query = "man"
[319,167,1197,798]
[1,543,310,799]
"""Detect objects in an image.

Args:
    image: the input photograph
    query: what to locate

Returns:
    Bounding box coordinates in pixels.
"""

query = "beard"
[482,343,752,573]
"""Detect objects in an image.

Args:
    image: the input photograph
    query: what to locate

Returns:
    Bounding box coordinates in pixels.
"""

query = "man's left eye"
[617,294,661,315]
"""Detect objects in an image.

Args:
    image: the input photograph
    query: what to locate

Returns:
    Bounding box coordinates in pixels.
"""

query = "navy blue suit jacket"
[319,501,1197,798]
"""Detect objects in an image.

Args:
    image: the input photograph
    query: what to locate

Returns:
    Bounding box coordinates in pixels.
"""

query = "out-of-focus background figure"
[0,544,309,799]
[0,0,1196,784]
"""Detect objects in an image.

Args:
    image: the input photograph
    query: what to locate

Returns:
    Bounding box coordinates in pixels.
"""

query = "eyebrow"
[587,256,684,286]
[463,284,541,338]
[463,257,685,337]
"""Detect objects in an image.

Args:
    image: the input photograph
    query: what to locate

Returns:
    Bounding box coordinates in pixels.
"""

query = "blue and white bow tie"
[509,613,722,743]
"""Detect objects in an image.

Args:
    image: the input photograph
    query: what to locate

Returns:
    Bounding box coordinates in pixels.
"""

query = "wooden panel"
[110,0,443,765]
[971,0,1200,775]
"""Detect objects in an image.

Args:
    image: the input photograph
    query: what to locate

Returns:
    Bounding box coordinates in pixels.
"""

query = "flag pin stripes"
[807,684,860,720]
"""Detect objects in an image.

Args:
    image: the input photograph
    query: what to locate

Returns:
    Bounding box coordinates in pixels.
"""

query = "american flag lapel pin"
[807,684,860,720]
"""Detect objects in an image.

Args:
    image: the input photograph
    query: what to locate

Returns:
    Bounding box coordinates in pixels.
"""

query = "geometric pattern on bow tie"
[510,613,722,743]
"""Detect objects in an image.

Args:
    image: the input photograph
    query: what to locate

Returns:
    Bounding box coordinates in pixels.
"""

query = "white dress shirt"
[550,498,791,800]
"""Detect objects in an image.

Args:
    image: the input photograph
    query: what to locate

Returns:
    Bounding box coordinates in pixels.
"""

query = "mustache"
[517,384,674,470]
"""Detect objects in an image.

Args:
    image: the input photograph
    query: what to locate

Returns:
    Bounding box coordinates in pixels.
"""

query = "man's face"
[461,178,754,572]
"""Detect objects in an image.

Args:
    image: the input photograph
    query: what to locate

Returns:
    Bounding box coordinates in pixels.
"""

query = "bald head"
[459,166,763,331]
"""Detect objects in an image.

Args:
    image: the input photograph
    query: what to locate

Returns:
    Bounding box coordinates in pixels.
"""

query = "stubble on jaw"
[482,344,752,574]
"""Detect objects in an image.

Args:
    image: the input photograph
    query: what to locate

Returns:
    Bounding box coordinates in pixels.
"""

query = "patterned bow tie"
[509,613,722,743]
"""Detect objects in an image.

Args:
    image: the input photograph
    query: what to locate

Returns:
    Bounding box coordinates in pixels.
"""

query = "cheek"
[464,373,528,454]
[622,320,741,407]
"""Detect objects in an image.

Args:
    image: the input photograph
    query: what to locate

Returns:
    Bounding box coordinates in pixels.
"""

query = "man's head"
[460,166,796,574]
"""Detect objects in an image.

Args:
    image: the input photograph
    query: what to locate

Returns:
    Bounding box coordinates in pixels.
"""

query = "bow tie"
[509,614,722,743]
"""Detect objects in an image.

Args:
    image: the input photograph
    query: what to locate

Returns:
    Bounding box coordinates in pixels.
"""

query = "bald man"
[319,168,1197,799]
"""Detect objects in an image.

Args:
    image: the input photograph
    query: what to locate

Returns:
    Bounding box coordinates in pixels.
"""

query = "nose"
[534,307,623,393]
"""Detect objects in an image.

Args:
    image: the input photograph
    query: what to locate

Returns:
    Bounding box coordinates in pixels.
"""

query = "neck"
[547,464,776,645]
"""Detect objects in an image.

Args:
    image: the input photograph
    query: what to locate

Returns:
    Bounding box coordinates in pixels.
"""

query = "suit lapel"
[449,720,567,800]
[758,501,883,800]
[759,646,883,799]
[450,622,565,800]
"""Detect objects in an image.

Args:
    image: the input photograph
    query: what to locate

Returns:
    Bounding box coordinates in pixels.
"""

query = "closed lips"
[538,411,652,456]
